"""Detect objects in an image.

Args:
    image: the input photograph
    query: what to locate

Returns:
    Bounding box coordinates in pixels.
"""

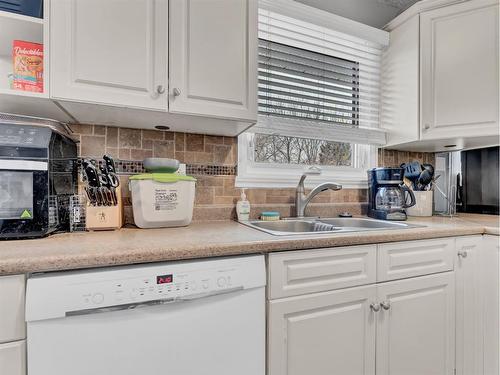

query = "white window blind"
[253,1,388,145]
[259,39,361,126]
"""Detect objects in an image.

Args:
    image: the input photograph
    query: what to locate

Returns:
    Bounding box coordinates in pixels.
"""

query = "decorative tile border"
[186,164,237,176]
[77,158,236,176]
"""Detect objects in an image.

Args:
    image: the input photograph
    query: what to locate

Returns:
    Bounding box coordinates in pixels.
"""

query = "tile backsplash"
[378,148,435,168]
[71,124,435,223]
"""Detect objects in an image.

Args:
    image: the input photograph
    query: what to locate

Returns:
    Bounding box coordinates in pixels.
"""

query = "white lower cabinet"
[0,275,26,343]
[455,236,484,375]
[376,272,455,375]
[455,235,500,375]
[0,340,26,375]
[0,275,26,375]
[268,285,377,375]
[480,236,499,375]
[268,273,455,375]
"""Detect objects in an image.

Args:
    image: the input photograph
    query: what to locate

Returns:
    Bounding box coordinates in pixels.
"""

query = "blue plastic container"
[0,0,43,18]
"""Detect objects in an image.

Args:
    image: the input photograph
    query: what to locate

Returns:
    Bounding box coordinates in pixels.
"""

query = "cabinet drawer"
[0,340,26,375]
[377,238,454,282]
[268,245,376,299]
[0,275,26,343]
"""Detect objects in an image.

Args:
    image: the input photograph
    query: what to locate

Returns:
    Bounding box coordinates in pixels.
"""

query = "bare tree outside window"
[254,134,352,166]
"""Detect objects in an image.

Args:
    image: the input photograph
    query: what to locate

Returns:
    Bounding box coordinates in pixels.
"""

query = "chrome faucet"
[295,173,342,217]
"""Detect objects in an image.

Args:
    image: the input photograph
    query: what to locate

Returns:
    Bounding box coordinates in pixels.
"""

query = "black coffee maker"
[367,167,416,221]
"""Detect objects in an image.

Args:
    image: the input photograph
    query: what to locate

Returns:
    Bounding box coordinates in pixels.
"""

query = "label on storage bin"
[154,189,179,211]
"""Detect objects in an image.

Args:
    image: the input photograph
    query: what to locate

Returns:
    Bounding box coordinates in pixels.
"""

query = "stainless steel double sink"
[240,217,423,236]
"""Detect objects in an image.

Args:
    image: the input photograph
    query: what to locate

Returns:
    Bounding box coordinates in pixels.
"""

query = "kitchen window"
[237,0,389,188]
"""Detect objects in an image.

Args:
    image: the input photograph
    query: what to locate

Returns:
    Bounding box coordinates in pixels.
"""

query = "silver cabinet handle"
[156,85,165,94]
[172,87,181,97]
[370,303,381,312]
[458,251,468,258]
[424,124,431,130]
[381,301,391,310]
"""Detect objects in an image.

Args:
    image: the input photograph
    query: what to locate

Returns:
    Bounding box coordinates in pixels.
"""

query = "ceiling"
[294,0,421,28]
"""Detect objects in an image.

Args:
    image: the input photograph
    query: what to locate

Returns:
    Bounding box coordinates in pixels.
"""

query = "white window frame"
[236,0,388,189]
[237,132,377,188]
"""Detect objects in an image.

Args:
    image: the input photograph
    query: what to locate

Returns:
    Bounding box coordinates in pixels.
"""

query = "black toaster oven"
[0,115,77,239]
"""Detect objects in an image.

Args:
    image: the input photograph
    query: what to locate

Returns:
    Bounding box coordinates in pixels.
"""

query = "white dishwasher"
[25,255,265,375]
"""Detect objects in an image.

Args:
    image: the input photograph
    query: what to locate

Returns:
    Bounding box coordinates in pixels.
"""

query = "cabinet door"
[380,14,420,146]
[50,0,168,110]
[169,0,257,121]
[420,0,499,140]
[0,340,26,375]
[455,236,484,375]
[0,275,25,343]
[268,285,376,375]
[482,235,499,375]
[376,272,455,375]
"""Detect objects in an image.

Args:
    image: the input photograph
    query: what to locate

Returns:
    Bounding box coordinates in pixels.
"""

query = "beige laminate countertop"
[0,214,498,276]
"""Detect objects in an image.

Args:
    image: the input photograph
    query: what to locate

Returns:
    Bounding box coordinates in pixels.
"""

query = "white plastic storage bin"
[129,174,196,228]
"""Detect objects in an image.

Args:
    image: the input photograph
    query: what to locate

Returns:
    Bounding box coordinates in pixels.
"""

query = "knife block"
[85,186,124,231]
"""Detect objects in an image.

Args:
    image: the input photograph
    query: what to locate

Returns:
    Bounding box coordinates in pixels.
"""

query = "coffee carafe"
[367,167,416,220]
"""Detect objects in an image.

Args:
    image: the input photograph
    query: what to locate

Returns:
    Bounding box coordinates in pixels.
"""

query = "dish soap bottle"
[236,189,251,221]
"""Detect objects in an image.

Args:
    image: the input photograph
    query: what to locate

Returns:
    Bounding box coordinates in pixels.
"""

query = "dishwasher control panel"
[77,265,239,309]
[26,255,266,322]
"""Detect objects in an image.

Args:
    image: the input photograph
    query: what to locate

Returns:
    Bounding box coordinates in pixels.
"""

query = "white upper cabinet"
[380,14,420,146]
[381,0,499,151]
[48,0,257,130]
[420,0,499,140]
[50,0,168,110]
[169,0,257,122]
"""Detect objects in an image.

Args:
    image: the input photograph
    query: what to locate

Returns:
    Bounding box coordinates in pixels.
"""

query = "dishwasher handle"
[66,286,245,317]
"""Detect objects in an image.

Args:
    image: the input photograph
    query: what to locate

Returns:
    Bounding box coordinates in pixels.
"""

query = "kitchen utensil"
[98,165,114,206]
[82,159,100,206]
[103,155,117,173]
[401,161,422,190]
[422,163,435,176]
[417,169,433,191]
[103,155,119,204]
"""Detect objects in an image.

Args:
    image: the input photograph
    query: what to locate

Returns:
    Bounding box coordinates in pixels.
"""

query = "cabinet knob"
[458,250,468,258]
[156,85,165,94]
[381,301,391,310]
[424,124,430,130]
[370,303,381,312]
[172,87,181,97]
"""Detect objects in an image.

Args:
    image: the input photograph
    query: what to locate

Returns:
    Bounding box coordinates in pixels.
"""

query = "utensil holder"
[85,186,123,231]
[406,190,433,217]
[69,195,87,232]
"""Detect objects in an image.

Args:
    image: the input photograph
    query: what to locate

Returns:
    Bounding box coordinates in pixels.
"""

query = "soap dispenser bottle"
[236,189,251,221]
